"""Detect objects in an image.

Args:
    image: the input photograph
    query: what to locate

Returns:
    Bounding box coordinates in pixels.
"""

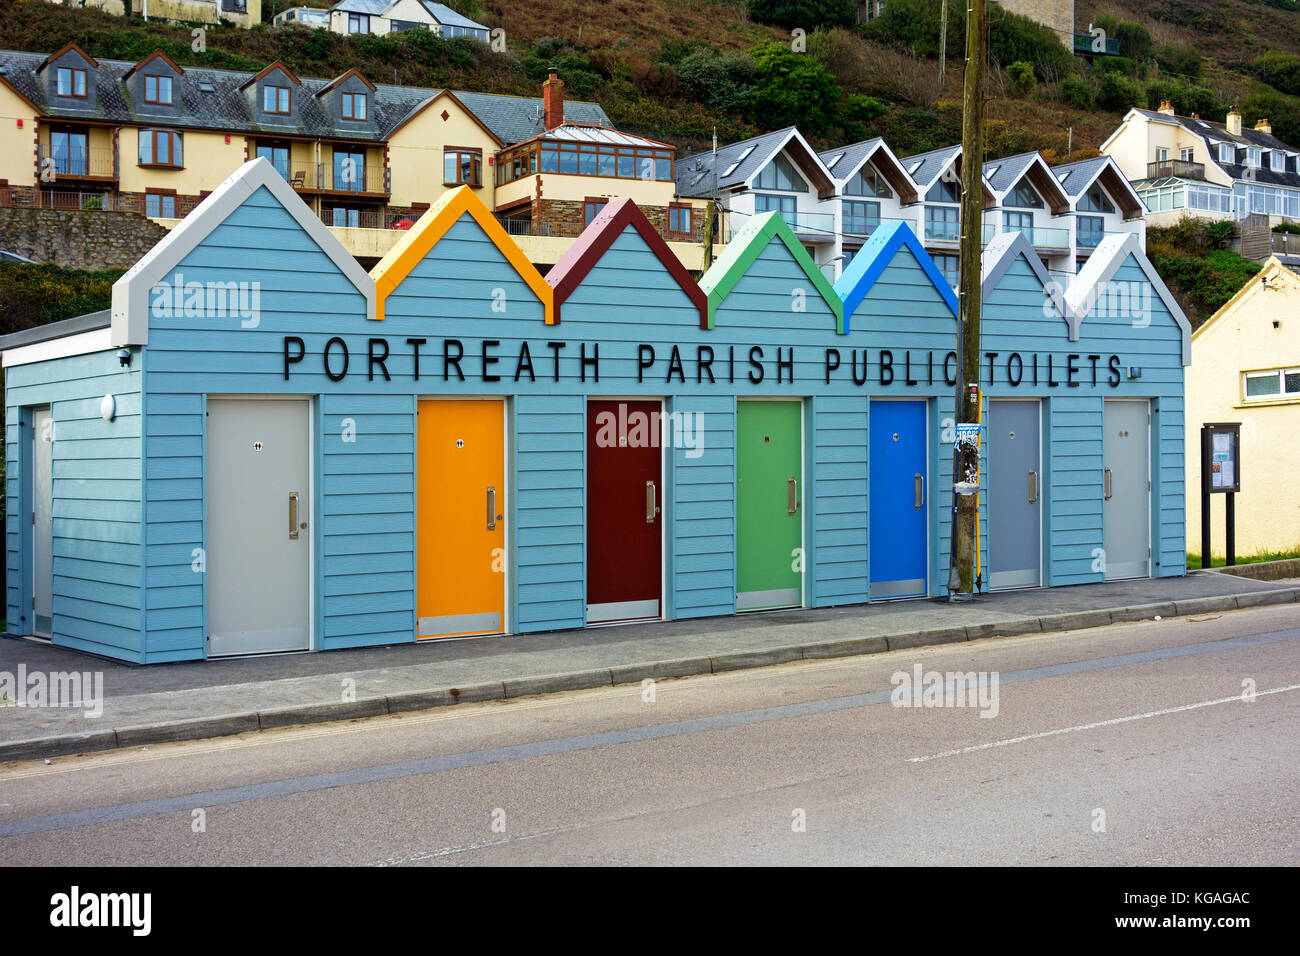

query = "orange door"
[417,399,505,638]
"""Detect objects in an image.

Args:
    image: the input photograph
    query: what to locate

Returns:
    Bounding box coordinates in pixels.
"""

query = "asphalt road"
[1,604,1297,865]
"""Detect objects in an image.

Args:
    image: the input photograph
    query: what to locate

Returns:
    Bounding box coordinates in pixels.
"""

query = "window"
[1180,147,1195,162]
[1243,368,1300,400]
[56,67,87,98]
[50,130,88,176]
[1006,178,1044,209]
[843,199,880,236]
[143,75,174,106]
[349,13,370,34]
[1270,151,1285,172]
[145,192,176,218]
[1003,211,1034,233]
[1077,215,1105,248]
[925,204,959,240]
[1219,143,1235,165]
[341,92,367,121]
[498,142,673,184]
[263,85,291,114]
[331,207,361,228]
[926,176,961,203]
[443,148,481,187]
[1247,147,1262,168]
[1138,182,1186,213]
[583,198,607,225]
[844,164,891,198]
[138,129,183,167]
[334,150,365,191]
[754,192,796,220]
[667,203,693,236]
[256,144,291,180]
[933,253,959,289]
[222,0,247,10]
[1186,182,1233,213]
[1078,183,1116,214]
[1156,147,1169,162]
[754,154,808,192]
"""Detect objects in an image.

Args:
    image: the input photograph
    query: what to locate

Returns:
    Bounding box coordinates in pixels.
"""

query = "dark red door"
[587,400,662,624]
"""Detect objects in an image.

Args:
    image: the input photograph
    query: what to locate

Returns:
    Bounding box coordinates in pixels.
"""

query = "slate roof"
[818,138,882,182]
[419,1,488,29]
[982,151,1038,194]
[899,144,960,189]
[1052,156,1111,197]
[0,49,610,146]
[1130,108,1300,188]
[332,0,388,13]
[673,127,795,198]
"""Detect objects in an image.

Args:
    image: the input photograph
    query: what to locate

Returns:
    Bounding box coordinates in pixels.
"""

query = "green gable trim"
[699,211,845,333]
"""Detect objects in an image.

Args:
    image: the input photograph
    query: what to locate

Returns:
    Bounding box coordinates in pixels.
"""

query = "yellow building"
[0,44,709,268]
[1185,256,1300,557]
[47,0,263,30]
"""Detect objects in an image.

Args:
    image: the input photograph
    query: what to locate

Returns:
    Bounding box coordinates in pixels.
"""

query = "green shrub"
[746,0,856,29]
[1008,61,1036,95]
[1157,42,1202,80]
[747,41,843,136]
[676,47,758,115]
[1241,89,1300,147]
[1095,56,1135,75]
[1097,72,1142,112]
[1273,222,1300,234]
[1252,50,1300,96]
[1061,73,1094,109]
[1114,22,1154,63]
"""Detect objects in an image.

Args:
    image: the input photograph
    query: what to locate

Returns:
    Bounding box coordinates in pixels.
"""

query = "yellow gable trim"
[369,184,553,323]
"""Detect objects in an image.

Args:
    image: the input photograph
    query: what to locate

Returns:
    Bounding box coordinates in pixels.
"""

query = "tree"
[746,0,856,30]
[1253,51,1300,97]
[747,42,843,135]
[675,48,758,114]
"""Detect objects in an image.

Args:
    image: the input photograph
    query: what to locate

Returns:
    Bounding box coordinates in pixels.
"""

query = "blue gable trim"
[833,220,958,326]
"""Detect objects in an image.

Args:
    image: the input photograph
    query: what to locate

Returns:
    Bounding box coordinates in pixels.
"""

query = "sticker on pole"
[954,423,981,446]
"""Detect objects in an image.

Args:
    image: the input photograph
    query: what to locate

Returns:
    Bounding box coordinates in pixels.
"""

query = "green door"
[737,401,803,610]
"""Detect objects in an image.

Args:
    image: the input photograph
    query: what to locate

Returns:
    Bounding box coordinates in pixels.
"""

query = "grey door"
[32,407,52,638]
[1103,400,1150,580]
[988,400,1040,588]
[207,399,311,656]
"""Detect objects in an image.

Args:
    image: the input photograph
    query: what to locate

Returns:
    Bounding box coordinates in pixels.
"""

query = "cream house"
[1186,256,1300,557]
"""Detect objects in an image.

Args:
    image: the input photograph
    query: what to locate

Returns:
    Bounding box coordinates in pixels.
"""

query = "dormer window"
[264,85,291,114]
[1219,143,1235,165]
[56,67,87,98]
[144,75,174,106]
[1271,151,1286,172]
[341,92,367,121]
[1247,147,1262,167]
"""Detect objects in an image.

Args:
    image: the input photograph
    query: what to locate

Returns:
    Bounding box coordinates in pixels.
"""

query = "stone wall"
[996,0,1074,44]
[0,206,168,271]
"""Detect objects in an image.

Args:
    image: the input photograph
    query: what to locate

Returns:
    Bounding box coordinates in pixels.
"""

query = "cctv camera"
[117,348,132,367]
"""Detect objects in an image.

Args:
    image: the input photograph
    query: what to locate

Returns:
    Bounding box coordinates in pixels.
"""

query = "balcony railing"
[924,215,961,242]
[982,223,1072,250]
[1147,159,1205,180]
[494,216,552,237]
[264,160,320,190]
[1074,33,1119,56]
[843,214,914,239]
[776,209,834,239]
[30,189,120,211]
[320,208,387,229]
[37,145,117,180]
[1076,227,1109,249]
[319,162,390,195]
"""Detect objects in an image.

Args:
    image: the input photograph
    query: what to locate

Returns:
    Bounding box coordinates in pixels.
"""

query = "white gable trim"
[110,156,376,346]
[2,329,113,368]
[1066,232,1191,366]
[981,231,1073,338]
[742,128,833,193]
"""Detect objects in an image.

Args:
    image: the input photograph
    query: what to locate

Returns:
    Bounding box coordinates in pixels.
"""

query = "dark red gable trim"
[546,197,707,328]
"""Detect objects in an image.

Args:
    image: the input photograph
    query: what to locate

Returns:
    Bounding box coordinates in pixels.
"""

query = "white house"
[817,139,918,277]
[328,0,489,40]
[1101,102,1300,227]
[272,5,330,27]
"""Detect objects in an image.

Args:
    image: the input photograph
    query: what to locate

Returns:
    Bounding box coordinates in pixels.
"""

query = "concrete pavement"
[1,602,1296,864]
[0,567,1297,762]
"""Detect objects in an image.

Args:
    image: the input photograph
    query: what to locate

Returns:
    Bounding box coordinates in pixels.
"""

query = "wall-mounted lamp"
[1262,274,1277,291]
[117,347,132,367]
[100,394,116,422]
[1127,366,1143,380]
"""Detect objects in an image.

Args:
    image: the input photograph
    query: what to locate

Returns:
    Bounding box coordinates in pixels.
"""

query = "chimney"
[1157,99,1175,116]
[1226,105,1242,137]
[1256,117,1273,135]
[543,69,564,131]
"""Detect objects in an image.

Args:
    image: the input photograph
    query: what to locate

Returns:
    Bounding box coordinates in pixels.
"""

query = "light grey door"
[1103,400,1150,580]
[207,399,311,656]
[32,407,52,638]
[988,400,1040,588]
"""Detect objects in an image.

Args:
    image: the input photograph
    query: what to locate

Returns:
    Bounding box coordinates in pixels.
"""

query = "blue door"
[870,400,928,598]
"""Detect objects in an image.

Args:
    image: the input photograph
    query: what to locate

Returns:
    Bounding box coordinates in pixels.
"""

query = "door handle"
[914,473,925,509]
[646,481,659,523]
[487,486,497,531]
[1028,469,1038,504]
[1104,467,1112,500]
[787,477,799,515]
[289,491,299,540]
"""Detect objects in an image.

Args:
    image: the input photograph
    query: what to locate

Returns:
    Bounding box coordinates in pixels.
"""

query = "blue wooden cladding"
[1,159,1192,663]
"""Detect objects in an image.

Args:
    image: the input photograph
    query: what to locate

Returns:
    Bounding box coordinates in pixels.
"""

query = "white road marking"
[908,682,1300,763]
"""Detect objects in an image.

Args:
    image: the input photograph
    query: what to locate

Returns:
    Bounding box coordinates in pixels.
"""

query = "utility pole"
[939,0,948,84]
[949,0,986,599]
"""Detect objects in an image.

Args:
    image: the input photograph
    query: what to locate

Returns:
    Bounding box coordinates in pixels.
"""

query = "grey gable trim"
[981,231,1073,339]
[111,157,376,346]
[1066,232,1191,367]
